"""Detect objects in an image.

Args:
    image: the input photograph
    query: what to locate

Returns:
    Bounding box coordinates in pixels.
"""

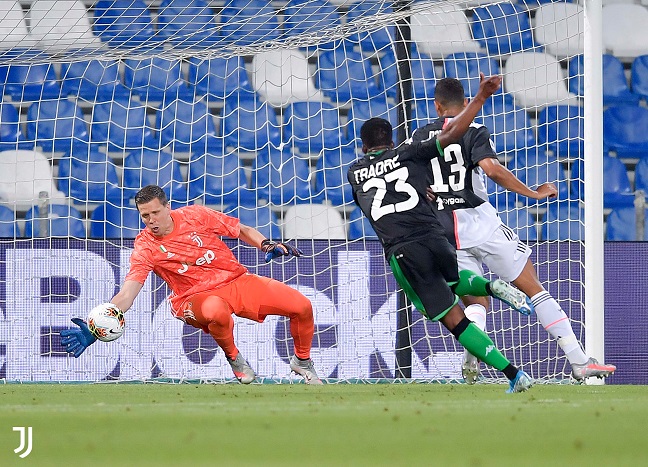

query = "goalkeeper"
[412,77,616,384]
[60,184,322,385]
[348,74,533,393]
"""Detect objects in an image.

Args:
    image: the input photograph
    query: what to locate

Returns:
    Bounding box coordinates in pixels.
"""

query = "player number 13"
[362,167,418,221]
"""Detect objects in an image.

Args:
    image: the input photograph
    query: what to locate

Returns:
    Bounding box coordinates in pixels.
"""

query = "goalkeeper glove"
[261,239,303,263]
[60,318,97,358]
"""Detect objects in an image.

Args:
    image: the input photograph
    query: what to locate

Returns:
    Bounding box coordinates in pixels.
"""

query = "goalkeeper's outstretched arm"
[110,280,144,314]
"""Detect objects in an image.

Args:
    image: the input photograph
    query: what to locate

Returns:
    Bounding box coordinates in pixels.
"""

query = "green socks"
[452,270,491,297]
[457,322,511,371]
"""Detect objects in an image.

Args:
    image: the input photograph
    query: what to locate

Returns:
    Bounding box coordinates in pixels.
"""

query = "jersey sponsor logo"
[352,155,401,184]
[439,197,466,206]
[189,232,203,247]
[177,249,216,274]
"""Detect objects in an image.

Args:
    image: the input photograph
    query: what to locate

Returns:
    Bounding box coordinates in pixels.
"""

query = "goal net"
[0,0,588,384]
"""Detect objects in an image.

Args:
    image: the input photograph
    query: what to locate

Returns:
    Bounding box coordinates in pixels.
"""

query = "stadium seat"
[411,99,438,132]
[60,59,129,101]
[603,104,648,158]
[541,201,584,241]
[503,52,578,109]
[631,55,648,102]
[221,97,281,151]
[93,0,158,48]
[536,105,584,158]
[444,52,501,98]
[0,205,20,237]
[472,2,539,55]
[57,146,122,203]
[156,98,219,153]
[533,2,583,57]
[476,95,535,155]
[314,146,358,206]
[223,203,282,240]
[316,48,381,102]
[0,149,65,209]
[0,103,31,151]
[28,0,99,52]
[571,155,634,209]
[0,1,29,51]
[156,0,220,48]
[187,56,255,100]
[90,98,157,151]
[252,49,323,107]
[122,149,188,203]
[24,203,86,238]
[498,204,538,242]
[283,102,344,154]
[346,97,398,146]
[0,51,61,101]
[602,3,648,58]
[123,57,191,102]
[218,0,280,46]
[26,99,89,153]
[606,206,648,241]
[378,45,437,100]
[282,204,346,239]
[410,4,480,59]
[633,157,648,193]
[187,146,254,206]
[566,54,640,105]
[513,152,569,205]
[347,206,377,240]
[346,0,395,52]
[283,0,342,52]
[89,202,144,239]
[251,146,312,205]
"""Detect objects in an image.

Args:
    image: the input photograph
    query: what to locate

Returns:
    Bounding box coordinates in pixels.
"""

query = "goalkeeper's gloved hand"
[261,239,303,263]
[60,318,97,358]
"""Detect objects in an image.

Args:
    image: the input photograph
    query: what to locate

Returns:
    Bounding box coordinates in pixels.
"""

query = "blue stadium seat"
[633,157,648,194]
[122,149,188,202]
[24,204,86,237]
[476,94,535,155]
[314,146,358,206]
[283,102,344,154]
[187,146,254,206]
[93,0,158,48]
[123,57,191,102]
[0,205,20,237]
[346,0,394,52]
[346,97,398,146]
[536,105,584,158]
[0,102,31,151]
[57,146,122,203]
[221,96,281,151]
[471,2,539,55]
[156,0,220,48]
[347,207,377,240]
[26,99,89,153]
[443,52,501,97]
[571,155,634,209]
[0,51,60,101]
[90,98,157,151]
[631,54,648,102]
[606,206,648,241]
[187,56,255,99]
[90,202,144,239]
[60,59,129,101]
[569,54,641,105]
[223,203,282,240]
[498,204,538,242]
[218,0,280,46]
[411,99,438,132]
[316,48,381,102]
[513,152,569,205]
[156,98,219,153]
[251,146,312,205]
[283,0,342,52]
[378,45,436,100]
[603,104,648,158]
[541,201,584,241]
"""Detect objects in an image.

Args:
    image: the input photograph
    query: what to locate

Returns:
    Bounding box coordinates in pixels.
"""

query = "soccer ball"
[87,303,125,342]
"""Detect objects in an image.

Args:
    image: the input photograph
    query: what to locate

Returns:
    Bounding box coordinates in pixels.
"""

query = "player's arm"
[478,158,558,200]
[238,223,303,263]
[110,280,144,313]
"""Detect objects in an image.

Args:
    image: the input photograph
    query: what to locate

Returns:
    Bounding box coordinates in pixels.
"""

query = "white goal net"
[0,0,589,384]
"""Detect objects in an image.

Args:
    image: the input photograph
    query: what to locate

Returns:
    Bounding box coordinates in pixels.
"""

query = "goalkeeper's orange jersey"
[125,204,247,316]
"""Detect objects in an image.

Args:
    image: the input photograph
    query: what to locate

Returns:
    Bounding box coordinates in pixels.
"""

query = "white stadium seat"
[533,2,584,58]
[602,3,648,59]
[282,204,346,239]
[0,1,29,50]
[29,0,100,52]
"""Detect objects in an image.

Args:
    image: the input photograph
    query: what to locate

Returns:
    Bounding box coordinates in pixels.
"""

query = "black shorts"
[388,235,459,321]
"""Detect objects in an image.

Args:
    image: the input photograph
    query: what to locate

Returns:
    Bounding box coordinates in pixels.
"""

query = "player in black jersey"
[413,77,615,384]
[348,74,533,393]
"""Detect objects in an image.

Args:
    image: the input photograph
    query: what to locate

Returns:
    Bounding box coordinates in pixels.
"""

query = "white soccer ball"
[87,303,125,342]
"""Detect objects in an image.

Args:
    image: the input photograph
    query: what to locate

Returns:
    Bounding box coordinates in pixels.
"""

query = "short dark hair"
[134,185,168,207]
[360,117,393,149]
[434,78,466,107]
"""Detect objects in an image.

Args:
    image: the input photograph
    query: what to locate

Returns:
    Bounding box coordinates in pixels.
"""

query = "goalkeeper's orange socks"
[451,316,519,381]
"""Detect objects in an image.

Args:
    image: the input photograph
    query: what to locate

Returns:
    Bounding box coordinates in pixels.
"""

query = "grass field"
[0,383,646,466]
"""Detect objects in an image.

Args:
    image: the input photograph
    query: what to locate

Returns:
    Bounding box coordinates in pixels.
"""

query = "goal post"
[0,0,598,384]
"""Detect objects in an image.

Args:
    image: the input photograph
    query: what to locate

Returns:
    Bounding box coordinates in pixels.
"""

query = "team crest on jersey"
[189,232,203,247]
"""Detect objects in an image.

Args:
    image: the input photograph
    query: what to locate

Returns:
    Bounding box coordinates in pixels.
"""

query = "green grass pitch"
[0,383,646,466]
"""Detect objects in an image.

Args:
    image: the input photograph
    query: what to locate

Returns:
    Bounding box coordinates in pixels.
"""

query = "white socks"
[464,303,487,331]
